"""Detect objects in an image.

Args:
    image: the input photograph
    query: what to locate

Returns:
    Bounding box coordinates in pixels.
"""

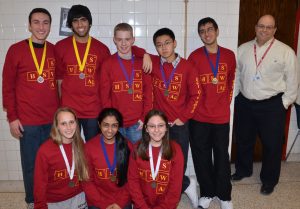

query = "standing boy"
[2,8,59,209]
[100,23,152,143]
[55,4,110,141]
[188,17,236,209]
[151,28,201,208]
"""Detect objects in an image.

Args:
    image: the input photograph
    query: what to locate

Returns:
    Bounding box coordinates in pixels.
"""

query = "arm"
[100,59,112,108]
[34,148,49,209]
[132,46,152,73]
[128,152,151,209]
[57,79,62,99]
[141,73,153,122]
[113,184,131,208]
[228,52,237,103]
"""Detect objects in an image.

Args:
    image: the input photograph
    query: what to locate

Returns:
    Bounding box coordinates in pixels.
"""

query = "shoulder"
[7,40,27,52]
[91,37,109,50]
[220,46,235,56]
[85,134,100,149]
[274,39,295,54]
[189,47,204,58]
[37,139,56,156]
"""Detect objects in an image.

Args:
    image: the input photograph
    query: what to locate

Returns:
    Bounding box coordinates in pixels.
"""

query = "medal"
[37,76,44,83]
[128,88,133,94]
[212,77,218,84]
[151,181,157,188]
[79,72,85,79]
[68,181,75,187]
[110,175,116,182]
[117,54,135,94]
[164,89,169,96]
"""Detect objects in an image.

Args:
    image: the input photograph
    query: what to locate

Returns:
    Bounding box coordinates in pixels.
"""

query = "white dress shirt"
[235,38,298,108]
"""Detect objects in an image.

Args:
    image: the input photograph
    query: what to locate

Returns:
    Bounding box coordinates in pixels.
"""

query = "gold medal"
[110,175,116,182]
[212,77,218,84]
[128,88,133,94]
[37,76,44,83]
[164,89,169,96]
[151,181,156,188]
[68,181,75,187]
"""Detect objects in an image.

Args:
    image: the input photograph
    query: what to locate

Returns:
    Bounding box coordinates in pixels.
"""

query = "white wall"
[0,0,242,180]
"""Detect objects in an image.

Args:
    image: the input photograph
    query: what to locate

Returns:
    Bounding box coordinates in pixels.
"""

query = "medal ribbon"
[159,63,177,92]
[203,46,220,78]
[72,36,92,72]
[149,144,162,181]
[117,54,135,89]
[254,38,275,69]
[29,38,47,76]
[100,135,117,174]
[59,144,75,180]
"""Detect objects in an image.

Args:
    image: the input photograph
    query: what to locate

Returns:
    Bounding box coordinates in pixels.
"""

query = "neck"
[256,37,273,47]
[62,137,73,144]
[150,139,162,147]
[204,43,218,53]
[74,35,89,43]
[118,51,132,60]
[103,137,115,144]
[30,36,45,44]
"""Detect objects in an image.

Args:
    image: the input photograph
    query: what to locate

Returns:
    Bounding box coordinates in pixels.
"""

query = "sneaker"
[198,197,213,209]
[184,176,198,208]
[220,200,233,209]
[27,203,34,209]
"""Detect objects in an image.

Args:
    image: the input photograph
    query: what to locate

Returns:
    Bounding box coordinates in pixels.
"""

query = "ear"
[174,40,177,48]
[113,37,117,45]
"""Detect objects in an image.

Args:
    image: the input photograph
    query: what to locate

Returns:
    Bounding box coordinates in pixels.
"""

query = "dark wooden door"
[231,0,299,162]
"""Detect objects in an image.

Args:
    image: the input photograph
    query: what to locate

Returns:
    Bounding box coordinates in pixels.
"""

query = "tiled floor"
[1,161,300,209]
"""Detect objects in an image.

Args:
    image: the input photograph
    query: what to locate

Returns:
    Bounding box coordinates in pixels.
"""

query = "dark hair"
[67,5,92,28]
[29,8,52,24]
[198,17,218,34]
[97,108,129,187]
[137,109,173,161]
[153,28,175,45]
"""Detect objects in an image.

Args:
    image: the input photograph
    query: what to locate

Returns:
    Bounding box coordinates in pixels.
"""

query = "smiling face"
[71,17,90,41]
[28,12,51,44]
[198,22,219,47]
[114,30,135,58]
[100,116,119,144]
[57,111,77,144]
[146,115,167,147]
[255,15,277,46]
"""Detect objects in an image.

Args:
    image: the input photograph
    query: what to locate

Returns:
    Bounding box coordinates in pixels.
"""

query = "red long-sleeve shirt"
[188,46,236,123]
[128,141,184,209]
[2,40,59,124]
[100,53,153,127]
[151,55,200,123]
[34,139,82,209]
[82,134,131,208]
[55,36,110,118]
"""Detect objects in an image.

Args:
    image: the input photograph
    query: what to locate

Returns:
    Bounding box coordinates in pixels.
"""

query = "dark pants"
[169,122,190,192]
[78,118,100,142]
[234,93,286,187]
[20,124,52,203]
[189,120,232,201]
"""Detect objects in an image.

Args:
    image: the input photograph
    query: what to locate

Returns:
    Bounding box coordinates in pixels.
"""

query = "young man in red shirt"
[100,23,152,143]
[188,17,236,209]
[151,28,201,208]
[2,8,59,209]
[55,4,111,141]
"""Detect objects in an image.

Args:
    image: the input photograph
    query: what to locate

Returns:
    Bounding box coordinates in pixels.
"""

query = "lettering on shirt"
[112,70,143,101]
[138,159,171,194]
[53,169,79,186]
[153,73,182,101]
[200,63,228,93]
[95,168,117,180]
[66,54,98,87]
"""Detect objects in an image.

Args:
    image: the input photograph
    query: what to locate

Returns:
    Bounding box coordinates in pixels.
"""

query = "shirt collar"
[160,53,181,68]
[254,37,275,47]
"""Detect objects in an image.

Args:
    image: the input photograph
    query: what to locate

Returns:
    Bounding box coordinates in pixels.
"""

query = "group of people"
[1,3,298,209]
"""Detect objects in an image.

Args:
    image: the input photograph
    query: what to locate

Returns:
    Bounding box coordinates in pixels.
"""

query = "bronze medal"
[151,181,156,189]
[79,72,85,79]
[110,175,116,182]
[68,181,75,187]
[164,89,169,96]
[212,77,218,84]
[128,88,133,94]
[37,76,44,83]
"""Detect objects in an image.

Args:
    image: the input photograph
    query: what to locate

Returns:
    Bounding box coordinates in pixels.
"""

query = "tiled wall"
[4,0,297,181]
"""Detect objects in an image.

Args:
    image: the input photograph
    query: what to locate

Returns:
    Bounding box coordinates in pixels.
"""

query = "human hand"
[170,118,184,127]
[143,53,152,73]
[9,119,24,139]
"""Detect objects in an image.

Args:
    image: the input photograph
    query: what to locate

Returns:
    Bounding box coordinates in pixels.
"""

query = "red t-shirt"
[82,134,131,208]
[100,53,153,127]
[34,139,82,209]
[188,46,236,123]
[128,141,184,209]
[55,36,110,118]
[2,40,59,125]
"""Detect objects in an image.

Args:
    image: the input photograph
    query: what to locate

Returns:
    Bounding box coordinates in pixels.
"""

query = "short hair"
[28,8,52,24]
[198,17,218,34]
[67,4,92,28]
[114,23,134,37]
[153,28,175,45]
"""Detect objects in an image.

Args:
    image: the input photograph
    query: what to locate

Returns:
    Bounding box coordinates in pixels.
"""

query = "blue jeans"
[20,124,52,203]
[78,118,100,142]
[119,122,142,144]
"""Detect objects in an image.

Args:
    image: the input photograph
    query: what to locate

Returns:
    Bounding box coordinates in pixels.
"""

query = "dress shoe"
[231,173,249,181]
[260,184,274,195]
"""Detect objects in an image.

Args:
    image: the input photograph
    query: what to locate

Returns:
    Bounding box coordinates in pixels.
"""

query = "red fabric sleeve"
[132,46,146,58]
[100,58,112,108]
[141,73,153,121]
[228,52,236,102]
[2,45,19,122]
[54,43,65,80]
[128,152,151,209]
[179,62,201,123]
[34,148,49,209]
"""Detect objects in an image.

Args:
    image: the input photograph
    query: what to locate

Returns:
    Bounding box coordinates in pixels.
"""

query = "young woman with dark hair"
[82,108,131,209]
[128,109,184,209]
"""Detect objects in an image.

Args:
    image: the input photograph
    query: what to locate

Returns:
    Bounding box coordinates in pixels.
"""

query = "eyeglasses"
[199,27,215,36]
[256,24,275,31]
[147,123,166,130]
[156,40,173,49]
